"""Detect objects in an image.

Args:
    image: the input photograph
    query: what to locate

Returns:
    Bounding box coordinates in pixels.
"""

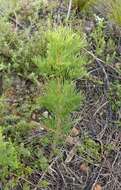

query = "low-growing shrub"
[0,17,47,75]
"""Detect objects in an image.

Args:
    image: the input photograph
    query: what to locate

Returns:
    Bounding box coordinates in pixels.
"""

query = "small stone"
[80,163,89,173]
[93,183,102,190]
[66,136,75,145]
[70,127,80,137]
[115,62,121,69]
[42,111,49,118]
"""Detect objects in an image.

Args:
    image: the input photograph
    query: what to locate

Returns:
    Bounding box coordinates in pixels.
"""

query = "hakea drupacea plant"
[34,26,88,152]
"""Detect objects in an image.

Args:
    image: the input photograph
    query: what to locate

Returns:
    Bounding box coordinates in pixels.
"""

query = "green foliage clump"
[10,120,34,142]
[72,0,99,12]
[34,27,87,80]
[0,96,8,122]
[77,136,101,163]
[38,179,49,188]
[11,31,46,73]
[91,18,106,57]
[34,149,49,171]
[109,82,121,112]
[39,80,82,118]
[0,0,43,23]
[0,16,46,74]
[90,17,116,62]
[37,80,82,150]
[0,18,19,69]
[0,0,20,16]
[0,128,19,179]
[106,0,121,27]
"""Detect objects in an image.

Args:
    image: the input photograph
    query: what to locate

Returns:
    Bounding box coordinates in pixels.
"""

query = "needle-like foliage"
[37,80,83,144]
[38,80,82,118]
[35,26,87,150]
[34,26,88,80]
